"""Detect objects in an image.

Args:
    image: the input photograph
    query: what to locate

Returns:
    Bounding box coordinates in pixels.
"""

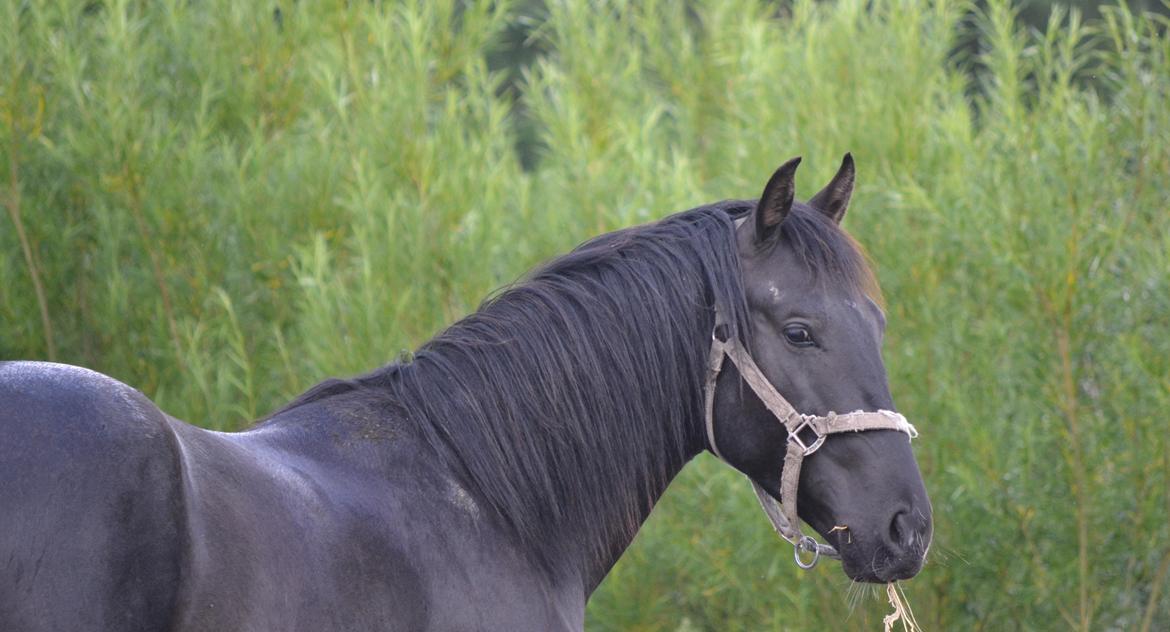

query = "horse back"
[0,362,185,632]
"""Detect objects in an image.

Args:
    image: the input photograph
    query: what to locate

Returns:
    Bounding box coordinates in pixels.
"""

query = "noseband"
[703,309,919,569]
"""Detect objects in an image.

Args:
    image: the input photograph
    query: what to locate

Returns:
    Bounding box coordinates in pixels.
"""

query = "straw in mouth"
[883,582,922,632]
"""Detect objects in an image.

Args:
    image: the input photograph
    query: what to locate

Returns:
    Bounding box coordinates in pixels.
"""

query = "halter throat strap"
[702,310,918,568]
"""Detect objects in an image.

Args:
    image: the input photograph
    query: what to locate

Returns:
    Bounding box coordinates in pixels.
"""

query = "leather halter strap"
[703,310,918,568]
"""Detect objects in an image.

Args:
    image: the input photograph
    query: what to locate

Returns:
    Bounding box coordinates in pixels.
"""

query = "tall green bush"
[2,1,1167,629]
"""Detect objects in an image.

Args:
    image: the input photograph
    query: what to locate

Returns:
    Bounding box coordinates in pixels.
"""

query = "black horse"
[0,156,931,631]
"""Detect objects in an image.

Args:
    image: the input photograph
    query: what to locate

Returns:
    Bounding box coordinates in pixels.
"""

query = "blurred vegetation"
[2,0,1168,629]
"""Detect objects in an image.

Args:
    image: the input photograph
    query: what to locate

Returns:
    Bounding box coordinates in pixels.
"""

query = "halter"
[703,309,919,569]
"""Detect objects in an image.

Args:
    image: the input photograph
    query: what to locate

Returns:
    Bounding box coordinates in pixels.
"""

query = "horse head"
[710,155,932,582]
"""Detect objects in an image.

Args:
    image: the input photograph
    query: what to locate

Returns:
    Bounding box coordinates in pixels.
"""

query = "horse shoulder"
[236,398,587,631]
[155,400,432,630]
[332,420,587,631]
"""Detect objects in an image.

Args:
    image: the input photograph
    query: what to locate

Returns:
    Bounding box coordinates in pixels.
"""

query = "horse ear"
[754,157,801,244]
[808,153,855,224]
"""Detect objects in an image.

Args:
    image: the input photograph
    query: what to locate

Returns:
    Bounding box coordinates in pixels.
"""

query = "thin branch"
[5,110,55,360]
[123,160,184,364]
[1139,551,1170,632]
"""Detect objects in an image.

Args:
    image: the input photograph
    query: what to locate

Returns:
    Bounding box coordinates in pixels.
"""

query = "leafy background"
[2,0,1168,629]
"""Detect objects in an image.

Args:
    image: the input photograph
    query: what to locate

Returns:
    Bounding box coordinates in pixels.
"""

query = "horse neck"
[575,400,706,591]
[397,267,717,590]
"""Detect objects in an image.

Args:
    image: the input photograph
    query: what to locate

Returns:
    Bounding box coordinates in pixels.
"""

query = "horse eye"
[783,325,815,347]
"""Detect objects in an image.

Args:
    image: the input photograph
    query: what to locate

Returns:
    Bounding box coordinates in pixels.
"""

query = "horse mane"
[274,199,879,569]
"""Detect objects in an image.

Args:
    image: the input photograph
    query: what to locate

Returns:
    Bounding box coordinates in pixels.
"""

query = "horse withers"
[0,155,931,631]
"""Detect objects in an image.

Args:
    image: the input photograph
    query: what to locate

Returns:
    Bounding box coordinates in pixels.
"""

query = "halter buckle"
[787,417,826,456]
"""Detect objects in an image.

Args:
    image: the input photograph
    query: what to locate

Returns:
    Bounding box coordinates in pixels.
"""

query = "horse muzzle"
[834,497,933,583]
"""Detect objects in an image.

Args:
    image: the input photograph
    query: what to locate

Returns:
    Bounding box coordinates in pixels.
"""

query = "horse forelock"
[774,202,884,309]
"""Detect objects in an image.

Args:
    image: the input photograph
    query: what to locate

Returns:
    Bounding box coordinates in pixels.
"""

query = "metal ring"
[794,535,820,569]
[711,323,731,343]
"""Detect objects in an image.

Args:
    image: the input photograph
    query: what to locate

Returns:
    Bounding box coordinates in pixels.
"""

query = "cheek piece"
[704,309,919,569]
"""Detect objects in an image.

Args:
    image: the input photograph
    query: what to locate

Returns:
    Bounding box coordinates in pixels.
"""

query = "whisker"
[846,579,870,613]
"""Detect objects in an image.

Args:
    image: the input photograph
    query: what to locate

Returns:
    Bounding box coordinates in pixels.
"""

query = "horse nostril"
[888,509,911,551]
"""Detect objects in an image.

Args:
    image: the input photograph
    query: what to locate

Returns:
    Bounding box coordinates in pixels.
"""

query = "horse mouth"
[841,552,925,583]
[835,528,929,583]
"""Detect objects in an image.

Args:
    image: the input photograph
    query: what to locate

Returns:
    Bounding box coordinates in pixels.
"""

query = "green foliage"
[2,0,1167,629]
